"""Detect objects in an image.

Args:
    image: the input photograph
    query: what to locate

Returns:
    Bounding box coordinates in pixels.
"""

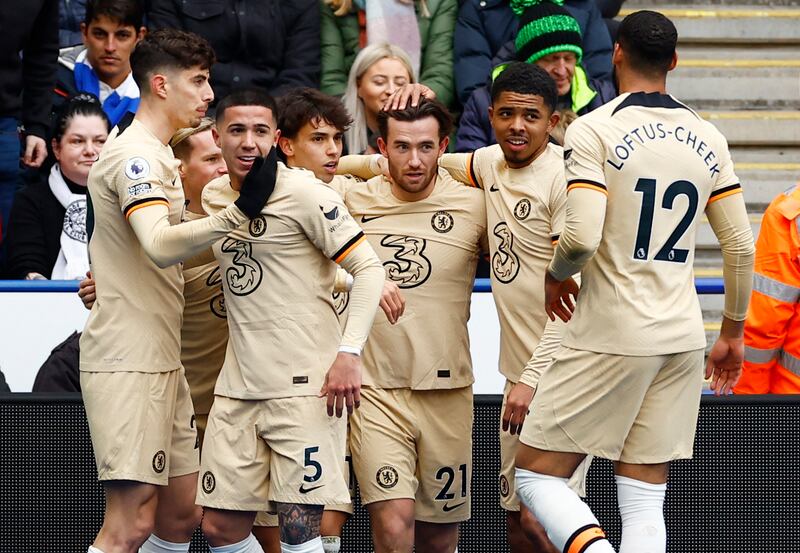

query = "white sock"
[209,533,265,553]
[280,536,324,552]
[321,536,340,553]
[616,475,667,553]
[139,534,190,552]
[515,468,615,553]
[88,547,106,553]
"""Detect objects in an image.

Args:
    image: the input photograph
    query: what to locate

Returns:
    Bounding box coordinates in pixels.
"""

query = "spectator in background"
[0,0,58,248]
[734,183,800,394]
[343,43,417,154]
[147,0,321,99]
[54,0,146,126]
[456,0,615,152]
[5,94,110,280]
[454,0,612,105]
[0,367,10,393]
[320,0,457,108]
[33,332,82,393]
[596,0,625,41]
[59,0,87,47]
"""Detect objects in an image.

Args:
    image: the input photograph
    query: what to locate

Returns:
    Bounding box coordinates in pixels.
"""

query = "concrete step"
[619,7,800,44]
[697,212,762,248]
[732,148,799,208]
[697,111,800,147]
[627,0,799,9]
[678,44,800,60]
[671,59,800,110]
[738,160,799,207]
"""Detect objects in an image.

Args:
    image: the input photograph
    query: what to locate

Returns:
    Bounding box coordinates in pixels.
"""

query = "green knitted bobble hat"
[512,0,583,65]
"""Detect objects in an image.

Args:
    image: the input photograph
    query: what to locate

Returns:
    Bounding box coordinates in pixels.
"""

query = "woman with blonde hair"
[342,43,418,154]
[321,0,456,107]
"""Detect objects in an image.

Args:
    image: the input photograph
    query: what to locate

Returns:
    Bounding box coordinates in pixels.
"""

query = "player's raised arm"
[439,152,483,188]
[127,148,277,268]
[704,151,755,395]
[336,153,385,180]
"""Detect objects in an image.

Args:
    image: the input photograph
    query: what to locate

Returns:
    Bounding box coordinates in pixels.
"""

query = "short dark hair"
[377,98,453,142]
[491,62,557,114]
[130,29,216,93]
[84,0,144,30]
[617,10,678,76]
[215,88,279,127]
[277,88,352,140]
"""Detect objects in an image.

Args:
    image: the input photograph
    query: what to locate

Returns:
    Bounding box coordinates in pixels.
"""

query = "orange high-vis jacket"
[735,185,800,394]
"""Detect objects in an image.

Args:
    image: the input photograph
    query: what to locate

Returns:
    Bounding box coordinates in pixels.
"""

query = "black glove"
[234,146,278,219]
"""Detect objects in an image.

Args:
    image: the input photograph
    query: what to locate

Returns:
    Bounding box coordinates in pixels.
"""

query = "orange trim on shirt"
[334,235,366,264]
[567,182,609,196]
[466,153,480,188]
[707,188,742,204]
[125,199,169,220]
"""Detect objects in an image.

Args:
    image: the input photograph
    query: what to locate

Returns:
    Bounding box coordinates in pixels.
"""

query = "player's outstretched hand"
[320,352,362,417]
[234,146,278,219]
[544,272,579,323]
[502,382,535,435]
[705,334,744,396]
[380,281,405,324]
[78,271,96,310]
[383,83,436,112]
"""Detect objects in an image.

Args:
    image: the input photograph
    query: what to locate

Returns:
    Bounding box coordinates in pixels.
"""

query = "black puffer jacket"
[147,0,321,99]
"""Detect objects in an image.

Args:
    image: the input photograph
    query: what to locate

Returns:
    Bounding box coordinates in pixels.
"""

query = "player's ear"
[136,27,147,43]
[438,135,449,156]
[547,110,561,134]
[377,136,389,157]
[278,135,292,158]
[150,73,168,99]
[272,129,281,150]
[612,42,623,67]
[488,105,494,124]
[668,51,678,72]
[212,126,221,147]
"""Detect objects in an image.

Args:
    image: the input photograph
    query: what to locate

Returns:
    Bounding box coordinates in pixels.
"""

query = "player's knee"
[372,512,413,549]
[201,511,239,545]
[173,503,202,537]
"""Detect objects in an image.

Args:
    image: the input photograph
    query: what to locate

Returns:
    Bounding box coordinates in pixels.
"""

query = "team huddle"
[78,11,755,553]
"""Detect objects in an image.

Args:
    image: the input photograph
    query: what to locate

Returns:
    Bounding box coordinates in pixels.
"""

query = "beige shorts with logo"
[81,368,199,485]
[521,347,705,463]
[350,386,473,524]
[499,380,589,511]
[325,432,356,516]
[196,395,349,511]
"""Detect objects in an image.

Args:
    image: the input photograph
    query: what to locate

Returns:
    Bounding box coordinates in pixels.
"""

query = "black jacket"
[0,0,59,137]
[4,169,84,279]
[147,0,321,99]
[32,331,81,393]
[0,369,9,393]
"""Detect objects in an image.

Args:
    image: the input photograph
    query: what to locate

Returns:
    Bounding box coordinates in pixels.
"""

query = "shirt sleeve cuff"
[338,345,361,356]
